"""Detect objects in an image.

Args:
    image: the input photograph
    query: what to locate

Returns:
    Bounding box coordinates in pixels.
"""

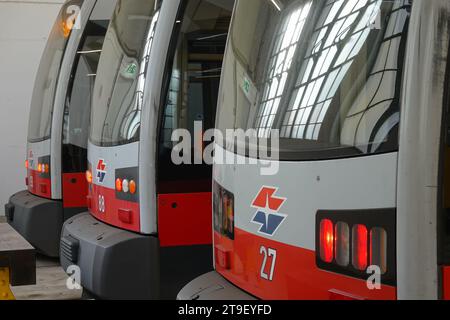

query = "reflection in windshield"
[120,10,160,142]
[217,0,410,159]
[255,1,312,137]
[62,20,108,173]
[28,0,83,142]
[90,0,161,146]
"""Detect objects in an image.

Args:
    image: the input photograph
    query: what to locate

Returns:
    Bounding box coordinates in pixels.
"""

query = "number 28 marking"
[260,246,277,281]
[98,195,105,213]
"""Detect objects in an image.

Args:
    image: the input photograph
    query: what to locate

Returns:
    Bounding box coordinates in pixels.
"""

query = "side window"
[157,0,231,193]
[62,20,108,173]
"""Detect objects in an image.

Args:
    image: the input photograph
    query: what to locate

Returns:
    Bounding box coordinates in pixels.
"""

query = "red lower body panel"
[28,169,51,198]
[443,267,450,300]
[89,184,140,233]
[215,228,396,300]
[62,173,88,208]
[158,192,212,247]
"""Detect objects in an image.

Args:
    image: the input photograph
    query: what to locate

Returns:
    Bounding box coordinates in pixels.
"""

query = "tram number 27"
[260,246,277,281]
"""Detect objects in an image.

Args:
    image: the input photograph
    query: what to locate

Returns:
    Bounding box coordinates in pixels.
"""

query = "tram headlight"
[86,170,93,184]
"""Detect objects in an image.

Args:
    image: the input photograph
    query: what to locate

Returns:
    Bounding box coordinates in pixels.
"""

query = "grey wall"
[0,0,64,214]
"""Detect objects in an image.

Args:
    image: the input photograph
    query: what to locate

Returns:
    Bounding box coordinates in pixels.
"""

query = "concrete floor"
[0,219,82,300]
[12,254,82,300]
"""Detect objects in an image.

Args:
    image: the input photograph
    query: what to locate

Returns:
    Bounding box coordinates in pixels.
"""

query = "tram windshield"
[90,0,162,146]
[28,0,84,142]
[217,0,411,160]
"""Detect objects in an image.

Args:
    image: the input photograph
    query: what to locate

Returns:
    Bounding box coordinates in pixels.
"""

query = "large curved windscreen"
[28,0,84,142]
[217,0,411,160]
[90,0,162,146]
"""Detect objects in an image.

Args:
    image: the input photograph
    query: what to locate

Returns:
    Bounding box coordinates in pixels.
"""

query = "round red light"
[115,178,123,192]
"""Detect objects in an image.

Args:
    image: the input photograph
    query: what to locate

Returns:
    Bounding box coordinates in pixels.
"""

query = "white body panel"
[215,145,397,249]
[88,141,139,189]
[27,140,51,173]
[139,0,181,234]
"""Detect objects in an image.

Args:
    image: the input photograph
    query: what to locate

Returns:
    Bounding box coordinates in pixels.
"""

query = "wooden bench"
[0,223,36,300]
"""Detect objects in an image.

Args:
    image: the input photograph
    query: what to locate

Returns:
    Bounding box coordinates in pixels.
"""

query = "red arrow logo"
[252,187,286,211]
[97,159,106,171]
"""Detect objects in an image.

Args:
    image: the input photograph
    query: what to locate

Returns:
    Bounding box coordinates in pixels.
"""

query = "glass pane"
[370,227,388,274]
[90,0,162,146]
[217,0,411,160]
[158,0,232,185]
[63,20,108,172]
[28,0,84,142]
[335,222,350,267]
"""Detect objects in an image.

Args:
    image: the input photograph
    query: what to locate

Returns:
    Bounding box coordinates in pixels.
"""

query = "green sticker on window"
[125,63,137,75]
[242,77,251,95]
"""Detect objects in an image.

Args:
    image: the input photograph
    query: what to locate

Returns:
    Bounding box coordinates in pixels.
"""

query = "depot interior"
[1,0,450,301]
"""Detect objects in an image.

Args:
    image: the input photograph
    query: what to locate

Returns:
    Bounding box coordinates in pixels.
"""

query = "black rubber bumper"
[6,190,63,257]
[60,212,160,300]
[177,271,256,300]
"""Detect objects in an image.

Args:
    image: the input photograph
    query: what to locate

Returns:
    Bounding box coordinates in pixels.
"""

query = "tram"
[179,0,450,300]
[5,0,116,257]
[59,0,234,299]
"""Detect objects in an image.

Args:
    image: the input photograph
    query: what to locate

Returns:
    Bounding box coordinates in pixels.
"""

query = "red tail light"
[118,208,133,224]
[352,224,368,271]
[316,210,395,285]
[320,219,334,263]
[215,245,231,269]
[115,178,123,192]
[25,160,29,169]
[39,184,47,194]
